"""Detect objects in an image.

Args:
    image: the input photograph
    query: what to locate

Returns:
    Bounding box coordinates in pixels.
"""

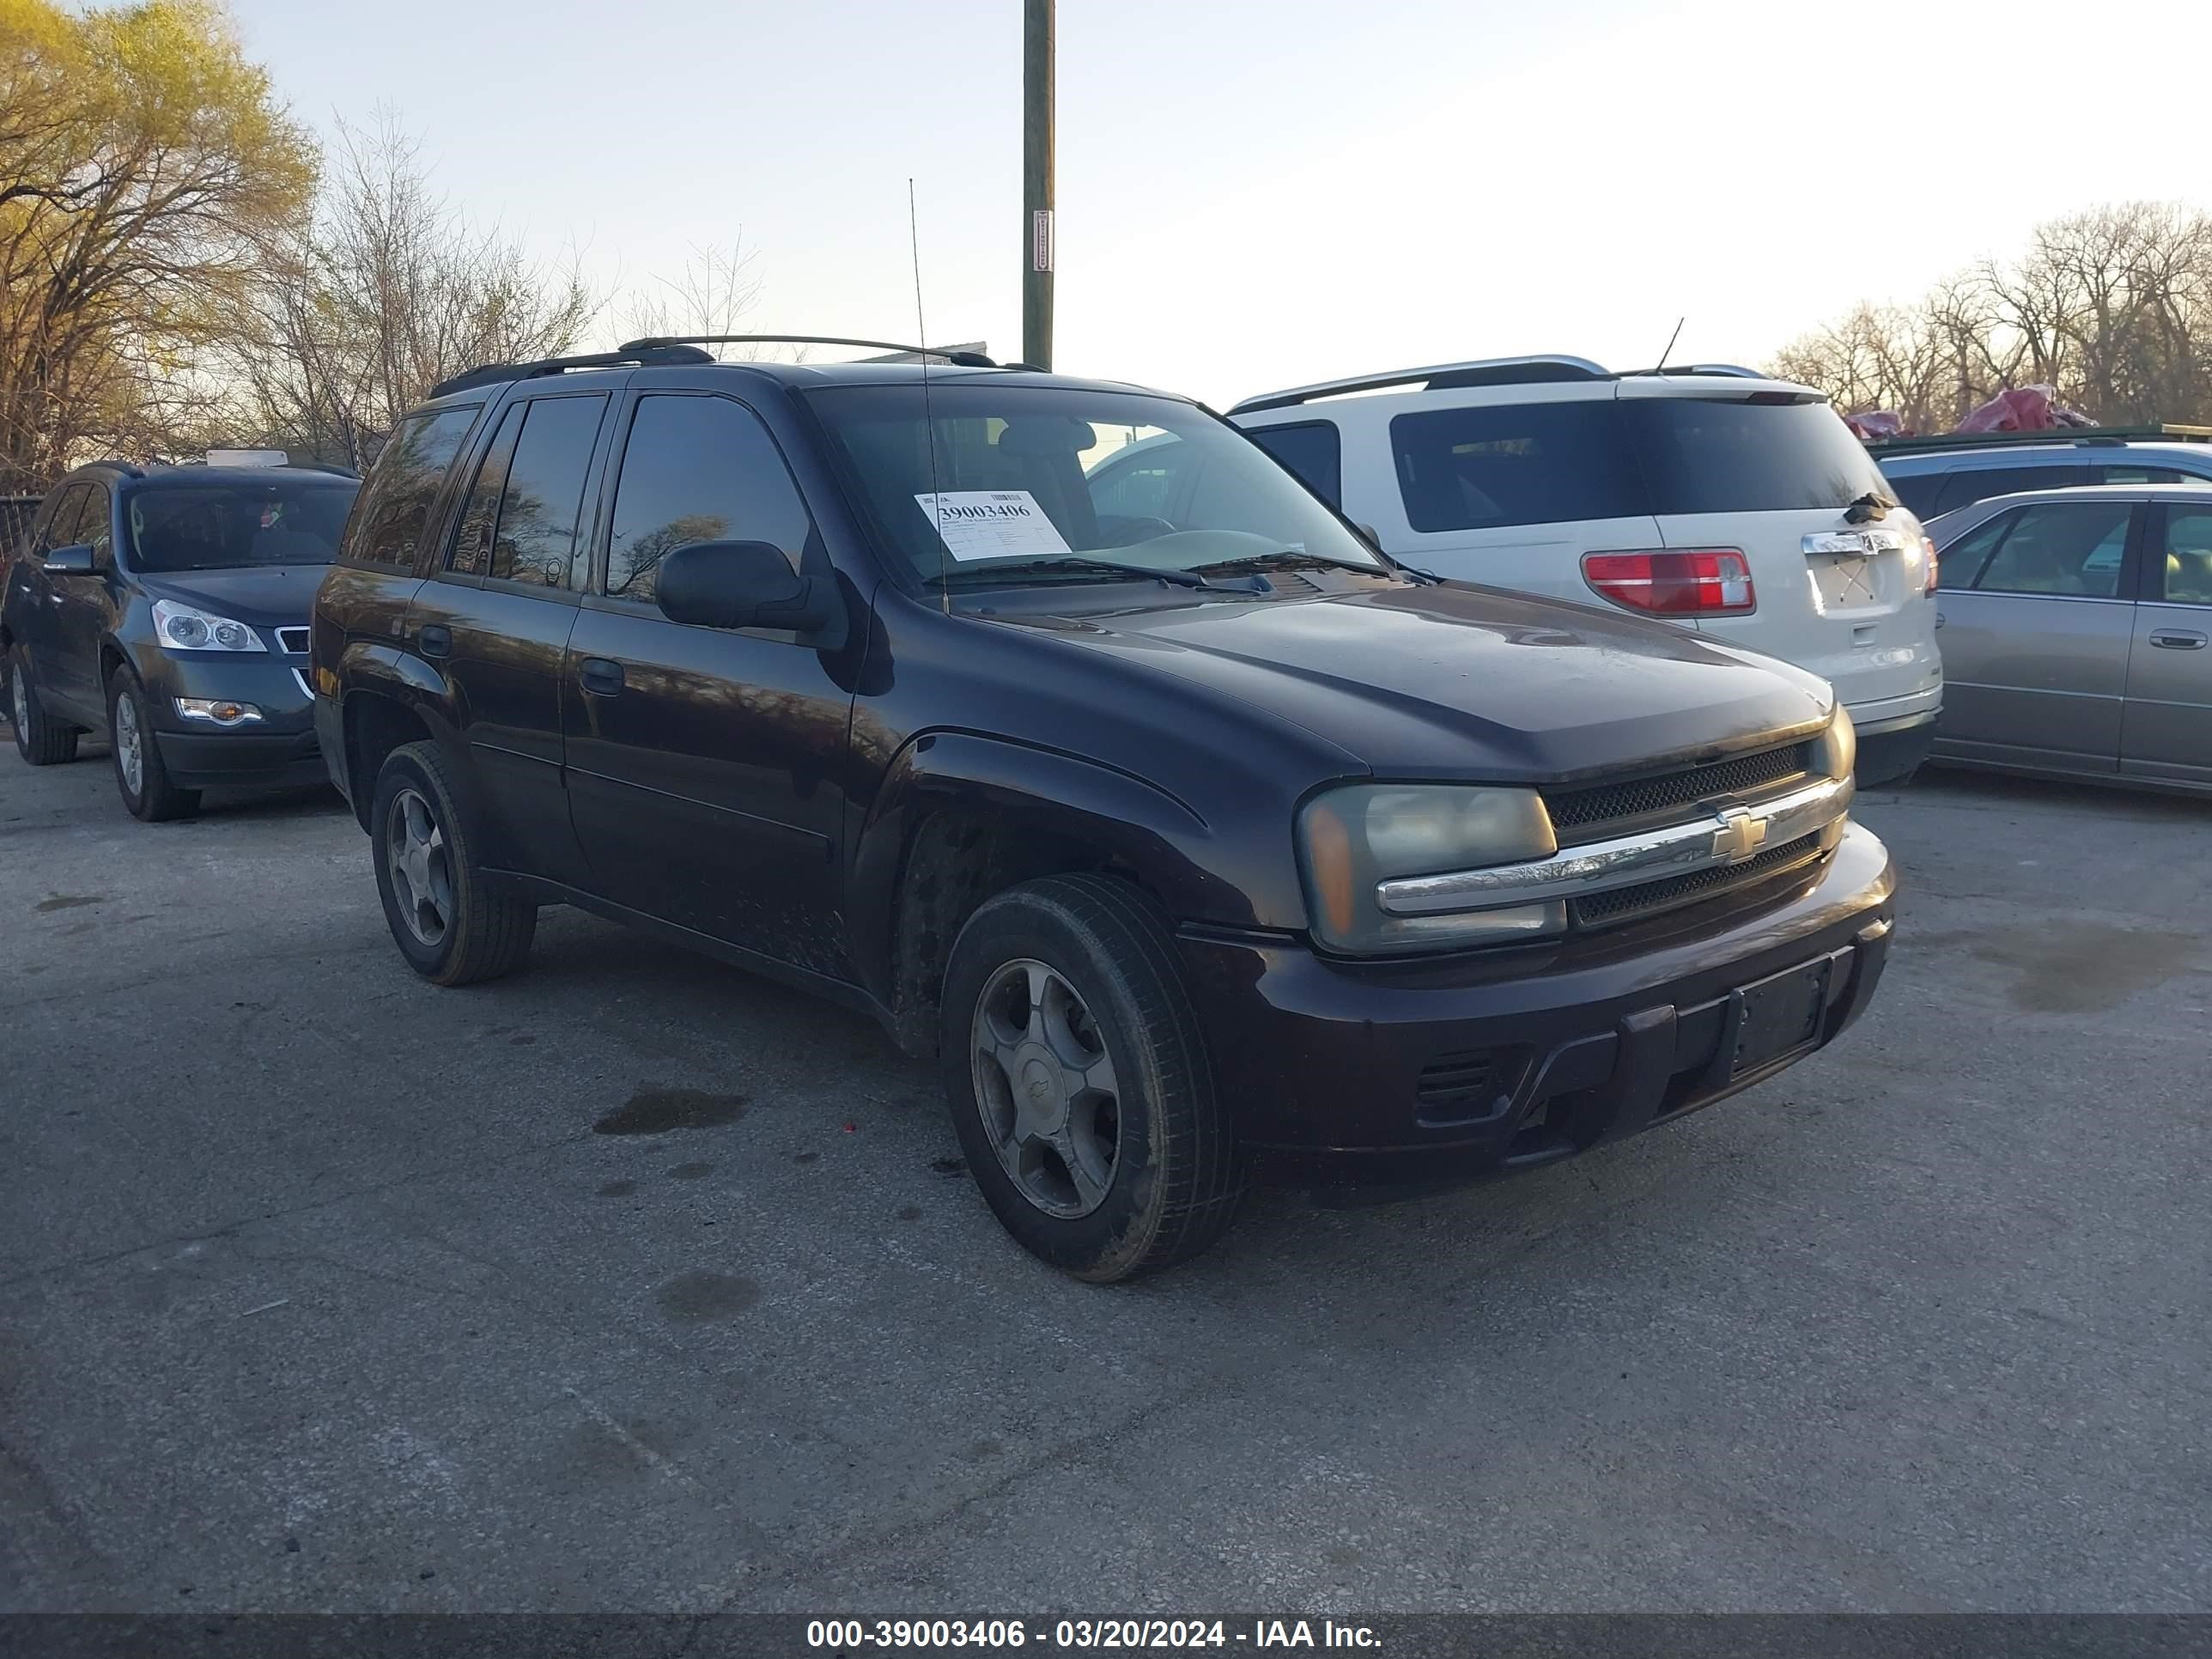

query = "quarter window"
[1245,422,1343,508]
[1389,402,1641,532]
[604,396,812,605]
[1972,501,2132,598]
[345,404,482,568]
[2158,509,2212,605]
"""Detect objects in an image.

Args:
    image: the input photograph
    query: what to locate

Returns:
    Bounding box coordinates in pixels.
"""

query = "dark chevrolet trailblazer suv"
[4,458,359,819]
[312,339,1896,1280]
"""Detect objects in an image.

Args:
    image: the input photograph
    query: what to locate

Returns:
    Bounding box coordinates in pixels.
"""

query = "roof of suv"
[416,354,1173,413]
[1880,438,2212,473]
[1231,356,1817,418]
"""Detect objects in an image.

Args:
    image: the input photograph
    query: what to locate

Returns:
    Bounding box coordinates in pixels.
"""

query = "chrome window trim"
[1376,775,1854,917]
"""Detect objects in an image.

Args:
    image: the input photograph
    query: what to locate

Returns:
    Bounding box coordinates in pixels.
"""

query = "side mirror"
[46,543,94,574]
[655,539,838,638]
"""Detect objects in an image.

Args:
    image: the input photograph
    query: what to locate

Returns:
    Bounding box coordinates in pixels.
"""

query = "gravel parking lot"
[2,730,2207,1614]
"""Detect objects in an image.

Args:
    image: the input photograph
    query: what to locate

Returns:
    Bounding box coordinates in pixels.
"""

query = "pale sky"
[227,0,2212,409]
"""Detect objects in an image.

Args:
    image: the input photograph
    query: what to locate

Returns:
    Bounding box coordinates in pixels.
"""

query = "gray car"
[1877,434,2212,519]
[1926,483,2212,794]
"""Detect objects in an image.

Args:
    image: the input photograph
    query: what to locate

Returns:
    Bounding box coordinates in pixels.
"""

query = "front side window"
[75,483,112,560]
[1971,501,2132,598]
[1246,421,1343,507]
[605,395,813,605]
[35,483,90,558]
[808,382,1385,586]
[128,482,360,574]
[345,404,481,568]
[2159,508,2212,605]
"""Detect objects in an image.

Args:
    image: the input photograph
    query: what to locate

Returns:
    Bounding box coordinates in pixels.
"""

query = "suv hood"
[1004,582,1833,783]
[137,565,326,626]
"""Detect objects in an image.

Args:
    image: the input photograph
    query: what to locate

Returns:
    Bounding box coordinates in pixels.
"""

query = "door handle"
[578,657,624,696]
[2148,629,2208,650]
[416,623,453,658]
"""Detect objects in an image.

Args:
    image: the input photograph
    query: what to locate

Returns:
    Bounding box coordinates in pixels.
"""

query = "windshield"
[805,383,1387,584]
[127,481,358,574]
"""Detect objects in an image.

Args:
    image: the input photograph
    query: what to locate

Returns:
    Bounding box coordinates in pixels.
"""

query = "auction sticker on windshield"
[917,490,1074,562]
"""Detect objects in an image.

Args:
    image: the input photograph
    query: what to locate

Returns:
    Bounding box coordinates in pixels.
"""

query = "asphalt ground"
[2,728,2206,1614]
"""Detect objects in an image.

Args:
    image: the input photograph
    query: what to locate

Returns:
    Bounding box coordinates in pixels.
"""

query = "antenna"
[1654,316,1686,374]
[910,179,949,611]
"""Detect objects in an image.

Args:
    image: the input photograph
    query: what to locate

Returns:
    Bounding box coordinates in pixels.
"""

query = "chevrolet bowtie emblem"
[1711,805,1769,863]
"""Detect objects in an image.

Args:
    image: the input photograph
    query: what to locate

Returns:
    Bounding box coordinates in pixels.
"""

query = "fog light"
[175,697,264,726]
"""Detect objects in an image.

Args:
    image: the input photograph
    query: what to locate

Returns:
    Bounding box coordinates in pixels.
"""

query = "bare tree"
[621,240,763,347]
[0,0,315,489]
[228,114,597,469]
[1771,202,2212,429]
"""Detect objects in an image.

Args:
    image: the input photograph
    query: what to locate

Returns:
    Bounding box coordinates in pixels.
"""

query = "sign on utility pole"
[1023,0,1054,371]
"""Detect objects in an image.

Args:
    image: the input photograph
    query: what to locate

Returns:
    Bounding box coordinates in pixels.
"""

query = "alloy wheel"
[385,787,454,948]
[113,690,143,797]
[969,957,1121,1218]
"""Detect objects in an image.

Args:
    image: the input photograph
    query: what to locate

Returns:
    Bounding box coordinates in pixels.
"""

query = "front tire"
[940,873,1243,1282]
[108,670,199,822]
[9,647,80,766]
[369,739,536,986]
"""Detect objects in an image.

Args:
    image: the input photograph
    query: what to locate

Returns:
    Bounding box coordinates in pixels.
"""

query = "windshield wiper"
[933,556,1218,589]
[1189,550,1391,578]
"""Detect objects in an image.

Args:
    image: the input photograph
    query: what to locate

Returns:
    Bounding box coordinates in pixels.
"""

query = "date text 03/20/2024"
[805,1619,1382,1650]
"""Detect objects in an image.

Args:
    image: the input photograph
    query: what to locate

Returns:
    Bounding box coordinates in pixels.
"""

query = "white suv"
[1189,356,1942,784]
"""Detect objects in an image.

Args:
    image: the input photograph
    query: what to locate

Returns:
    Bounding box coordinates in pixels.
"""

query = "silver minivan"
[1926,483,2212,793]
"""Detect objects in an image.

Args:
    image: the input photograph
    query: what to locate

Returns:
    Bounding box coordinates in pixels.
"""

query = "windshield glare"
[128,482,357,574]
[806,384,1386,584]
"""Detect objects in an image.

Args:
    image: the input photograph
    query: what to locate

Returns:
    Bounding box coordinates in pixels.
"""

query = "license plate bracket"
[1721,959,1832,1079]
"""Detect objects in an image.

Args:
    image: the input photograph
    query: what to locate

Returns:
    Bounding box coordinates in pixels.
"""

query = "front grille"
[276,626,310,653]
[1571,832,1826,930]
[1546,741,1814,843]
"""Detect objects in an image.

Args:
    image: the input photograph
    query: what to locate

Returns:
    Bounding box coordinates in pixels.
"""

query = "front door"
[405,390,608,886]
[9,483,87,711]
[2122,502,2212,787]
[562,390,857,981]
[1933,498,2142,775]
[51,480,118,716]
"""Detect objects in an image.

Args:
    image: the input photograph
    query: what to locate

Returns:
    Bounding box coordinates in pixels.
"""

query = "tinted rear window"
[1933,463,2083,515]
[1245,421,1343,507]
[1884,471,1945,519]
[1620,398,1891,515]
[1390,401,1642,532]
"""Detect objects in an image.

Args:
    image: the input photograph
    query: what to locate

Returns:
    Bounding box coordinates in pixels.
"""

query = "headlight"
[153,599,266,653]
[1297,784,1565,954]
[174,697,264,726]
[1812,704,1856,781]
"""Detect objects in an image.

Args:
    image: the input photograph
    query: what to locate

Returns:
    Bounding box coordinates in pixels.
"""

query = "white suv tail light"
[1581,549,1756,616]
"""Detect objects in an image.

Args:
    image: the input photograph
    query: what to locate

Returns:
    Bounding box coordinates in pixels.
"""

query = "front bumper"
[140,652,324,790]
[1177,821,1895,1191]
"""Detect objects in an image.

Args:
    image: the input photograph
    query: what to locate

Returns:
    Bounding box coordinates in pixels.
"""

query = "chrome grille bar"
[1376,774,1853,917]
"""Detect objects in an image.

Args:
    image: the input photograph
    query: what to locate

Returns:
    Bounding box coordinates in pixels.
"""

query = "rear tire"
[939,873,1243,1282]
[369,739,536,986]
[9,647,80,766]
[108,669,199,822]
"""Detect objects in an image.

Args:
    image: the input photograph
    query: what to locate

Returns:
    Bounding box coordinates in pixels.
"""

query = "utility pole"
[1022,0,1054,370]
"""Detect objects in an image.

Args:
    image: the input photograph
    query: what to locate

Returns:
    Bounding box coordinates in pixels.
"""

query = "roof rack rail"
[429,344,717,400]
[1622,362,1768,380]
[299,461,360,477]
[83,458,145,477]
[1863,422,2212,458]
[1229,355,1610,415]
[617,334,999,368]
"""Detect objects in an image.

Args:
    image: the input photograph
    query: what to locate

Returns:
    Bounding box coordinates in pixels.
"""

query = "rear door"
[2121,501,2212,787]
[407,389,609,886]
[1619,383,1936,708]
[1934,498,2142,773]
[1366,389,1662,595]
